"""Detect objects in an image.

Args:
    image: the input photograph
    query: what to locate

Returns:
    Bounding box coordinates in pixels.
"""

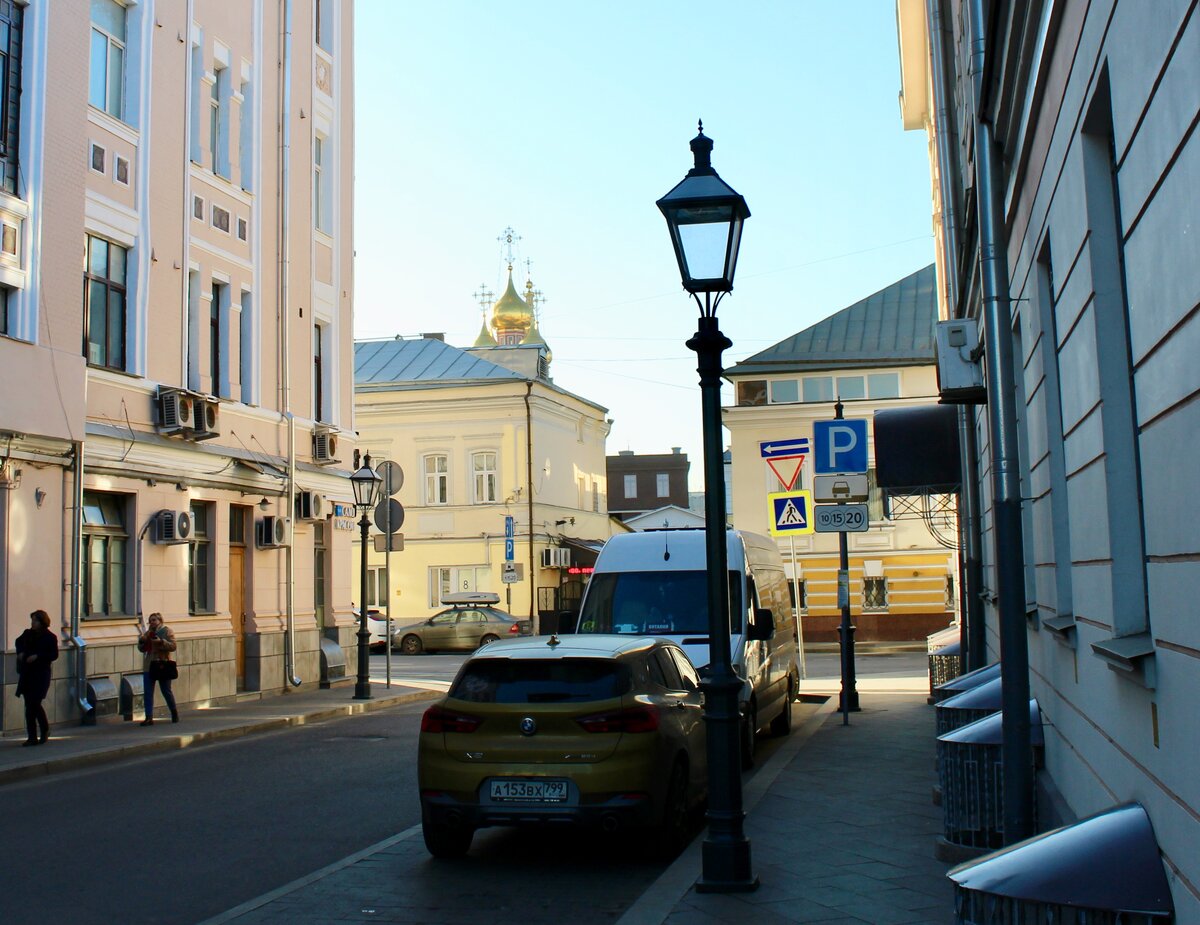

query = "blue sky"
[354,2,935,489]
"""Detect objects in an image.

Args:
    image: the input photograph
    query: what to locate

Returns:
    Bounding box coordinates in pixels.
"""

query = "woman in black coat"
[15,609,58,746]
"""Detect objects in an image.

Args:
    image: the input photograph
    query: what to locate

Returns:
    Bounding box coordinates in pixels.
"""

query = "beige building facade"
[2,0,358,734]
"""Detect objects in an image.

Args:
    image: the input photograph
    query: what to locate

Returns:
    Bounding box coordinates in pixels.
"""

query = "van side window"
[655,649,684,691]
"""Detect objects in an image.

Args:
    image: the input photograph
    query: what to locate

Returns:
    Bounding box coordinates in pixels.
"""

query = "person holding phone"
[15,609,59,746]
[138,612,179,725]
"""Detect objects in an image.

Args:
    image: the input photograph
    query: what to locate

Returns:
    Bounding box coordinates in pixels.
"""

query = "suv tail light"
[576,706,659,734]
[420,706,483,733]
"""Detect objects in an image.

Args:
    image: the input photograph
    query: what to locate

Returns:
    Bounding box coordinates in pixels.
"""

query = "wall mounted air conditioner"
[296,491,327,522]
[190,396,221,440]
[153,509,193,544]
[157,388,197,436]
[934,320,987,404]
[313,429,339,465]
[540,548,572,568]
[257,515,289,548]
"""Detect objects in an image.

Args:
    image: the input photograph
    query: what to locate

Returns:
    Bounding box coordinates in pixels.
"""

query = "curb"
[0,688,441,787]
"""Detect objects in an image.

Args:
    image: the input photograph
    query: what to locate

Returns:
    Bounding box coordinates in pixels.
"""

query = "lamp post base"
[697,840,759,893]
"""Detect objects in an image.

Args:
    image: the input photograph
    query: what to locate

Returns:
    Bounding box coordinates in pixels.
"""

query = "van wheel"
[422,820,474,858]
[740,702,757,770]
[770,684,793,736]
[401,635,423,655]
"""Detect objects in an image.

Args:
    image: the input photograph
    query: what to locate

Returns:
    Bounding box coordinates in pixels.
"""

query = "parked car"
[418,633,707,858]
[352,608,391,653]
[395,592,532,654]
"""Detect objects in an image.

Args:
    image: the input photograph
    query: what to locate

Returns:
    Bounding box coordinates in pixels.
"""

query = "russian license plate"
[489,778,568,803]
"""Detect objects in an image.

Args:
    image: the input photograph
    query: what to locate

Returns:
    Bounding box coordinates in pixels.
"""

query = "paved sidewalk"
[0,676,443,786]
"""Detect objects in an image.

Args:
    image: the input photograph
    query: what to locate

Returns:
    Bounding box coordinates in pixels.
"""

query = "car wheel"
[422,820,473,859]
[400,634,423,656]
[770,682,793,737]
[740,701,757,770]
[478,634,499,648]
[651,759,690,859]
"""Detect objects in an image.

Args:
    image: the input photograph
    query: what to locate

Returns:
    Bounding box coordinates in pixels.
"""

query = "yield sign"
[760,437,808,491]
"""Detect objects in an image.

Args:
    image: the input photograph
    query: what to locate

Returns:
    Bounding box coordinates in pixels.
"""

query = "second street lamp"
[350,451,383,700]
[656,121,756,893]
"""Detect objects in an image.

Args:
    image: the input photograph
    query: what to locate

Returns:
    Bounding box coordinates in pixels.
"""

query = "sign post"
[376,461,404,688]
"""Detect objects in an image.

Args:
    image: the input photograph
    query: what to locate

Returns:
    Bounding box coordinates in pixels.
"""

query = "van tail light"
[509,623,521,634]
[421,706,483,734]
[576,706,659,734]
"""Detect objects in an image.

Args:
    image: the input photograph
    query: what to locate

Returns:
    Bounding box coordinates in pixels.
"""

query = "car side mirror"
[747,608,775,641]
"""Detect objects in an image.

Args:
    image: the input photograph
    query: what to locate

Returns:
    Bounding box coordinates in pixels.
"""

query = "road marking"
[195,825,424,925]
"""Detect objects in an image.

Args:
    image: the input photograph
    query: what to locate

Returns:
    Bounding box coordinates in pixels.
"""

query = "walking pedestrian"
[138,612,179,725]
[15,609,59,746]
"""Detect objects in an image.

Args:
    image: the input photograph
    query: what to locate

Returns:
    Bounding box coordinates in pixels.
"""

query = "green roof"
[727,264,937,376]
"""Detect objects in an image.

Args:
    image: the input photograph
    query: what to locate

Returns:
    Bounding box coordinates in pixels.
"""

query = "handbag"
[150,659,179,681]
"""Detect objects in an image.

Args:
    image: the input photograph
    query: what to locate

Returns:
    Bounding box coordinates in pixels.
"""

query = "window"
[802,376,833,402]
[769,379,798,403]
[314,522,328,626]
[431,567,452,607]
[188,41,202,163]
[946,574,956,611]
[366,566,387,607]
[0,6,24,195]
[592,482,599,513]
[313,134,331,233]
[90,142,106,174]
[186,270,200,390]
[239,289,253,404]
[237,217,247,241]
[114,155,129,185]
[188,502,213,614]
[0,284,9,335]
[210,64,228,176]
[868,373,900,399]
[867,468,886,522]
[239,78,254,191]
[312,322,324,422]
[315,0,333,52]
[193,195,204,220]
[736,379,767,406]
[862,577,887,611]
[210,280,227,393]
[836,375,865,400]
[656,472,669,498]
[82,491,128,617]
[623,474,637,499]
[424,454,448,505]
[472,451,497,504]
[84,235,127,370]
[89,0,126,119]
[428,566,488,607]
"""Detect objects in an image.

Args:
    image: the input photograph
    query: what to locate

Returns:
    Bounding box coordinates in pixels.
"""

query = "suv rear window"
[450,658,631,704]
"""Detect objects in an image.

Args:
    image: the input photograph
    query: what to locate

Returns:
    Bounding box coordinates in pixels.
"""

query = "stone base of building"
[800,611,954,643]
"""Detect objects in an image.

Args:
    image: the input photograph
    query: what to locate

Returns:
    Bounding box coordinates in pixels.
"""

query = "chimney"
[672,447,682,454]
[618,450,634,456]
[422,332,445,341]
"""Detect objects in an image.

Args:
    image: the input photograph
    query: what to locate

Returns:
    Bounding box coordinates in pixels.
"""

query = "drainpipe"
[928,0,986,671]
[278,0,300,687]
[69,443,89,714]
[968,0,1034,844]
[524,381,536,629]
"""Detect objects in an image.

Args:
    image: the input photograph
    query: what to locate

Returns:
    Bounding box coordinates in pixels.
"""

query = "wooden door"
[229,545,246,688]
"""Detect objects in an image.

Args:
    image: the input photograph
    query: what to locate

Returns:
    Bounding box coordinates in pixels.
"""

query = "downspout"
[70,443,89,714]
[524,381,536,629]
[928,0,985,670]
[135,516,154,618]
[180,0,194,385]
[279,0,300,687]
[968,0,1033,844]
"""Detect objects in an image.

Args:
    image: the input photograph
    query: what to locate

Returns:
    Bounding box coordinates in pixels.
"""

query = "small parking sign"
[813,419,869,474]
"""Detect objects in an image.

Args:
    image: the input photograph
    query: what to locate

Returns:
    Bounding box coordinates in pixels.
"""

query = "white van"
[576,529,800,766]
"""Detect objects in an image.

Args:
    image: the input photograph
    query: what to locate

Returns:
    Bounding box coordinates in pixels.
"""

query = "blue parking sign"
[813,419,869,474]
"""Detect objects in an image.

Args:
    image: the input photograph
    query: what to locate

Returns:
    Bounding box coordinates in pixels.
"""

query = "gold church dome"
[472,317,498,347]
[491,269,533,337]
[520,317,552,364]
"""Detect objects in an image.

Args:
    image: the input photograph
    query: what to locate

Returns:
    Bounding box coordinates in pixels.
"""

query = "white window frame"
[656,472,669,498]
[623,473,637,499]
[313,133,332,234]
[89,0,127,120]
[424,453,449,506]
[471,451,498,504]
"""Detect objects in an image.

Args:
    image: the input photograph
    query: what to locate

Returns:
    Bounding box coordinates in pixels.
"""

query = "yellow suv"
[418,634,707,858]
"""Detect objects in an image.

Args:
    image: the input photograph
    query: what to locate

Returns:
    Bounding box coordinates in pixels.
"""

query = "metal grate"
[930,640,963,694]
[955,887,1164,924]
[940,738,1017,852]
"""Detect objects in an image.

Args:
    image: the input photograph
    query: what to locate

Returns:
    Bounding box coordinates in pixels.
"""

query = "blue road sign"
[505,538,515,561]
[504,515,514,538]
[760,437,810,459]
[767,490,815,536]
[813,419,869,474]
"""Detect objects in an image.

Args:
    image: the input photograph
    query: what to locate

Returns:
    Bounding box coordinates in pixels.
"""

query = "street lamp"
[657,121,755,893]
[350,451,383,700]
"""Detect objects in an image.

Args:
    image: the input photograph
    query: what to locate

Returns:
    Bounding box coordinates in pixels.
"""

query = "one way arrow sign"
[760,437,810,460]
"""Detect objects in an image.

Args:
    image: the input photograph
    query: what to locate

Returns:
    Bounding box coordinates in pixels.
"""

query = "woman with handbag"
[138,612,179,725]
[15,609,59,746]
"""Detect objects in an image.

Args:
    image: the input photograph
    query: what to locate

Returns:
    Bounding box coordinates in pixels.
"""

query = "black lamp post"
[657,121,756,893]
[350,451,382,700]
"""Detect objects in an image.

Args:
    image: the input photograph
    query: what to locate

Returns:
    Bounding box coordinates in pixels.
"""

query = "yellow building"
[354,272,627,632]
[724,265,957,641]
[2,1,358,734]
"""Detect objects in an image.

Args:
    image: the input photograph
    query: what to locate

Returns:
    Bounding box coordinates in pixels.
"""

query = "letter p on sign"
[813,419,869,474]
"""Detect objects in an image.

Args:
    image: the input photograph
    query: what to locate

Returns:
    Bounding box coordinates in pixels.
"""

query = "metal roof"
[727,263,937,376]
[354,337,523,386]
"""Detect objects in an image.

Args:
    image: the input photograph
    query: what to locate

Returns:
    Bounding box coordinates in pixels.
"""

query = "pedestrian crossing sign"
[767,490,815,536]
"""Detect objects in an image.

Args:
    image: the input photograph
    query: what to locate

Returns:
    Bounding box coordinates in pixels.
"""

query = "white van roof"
[441,591,501,606]
[593,529,767,572]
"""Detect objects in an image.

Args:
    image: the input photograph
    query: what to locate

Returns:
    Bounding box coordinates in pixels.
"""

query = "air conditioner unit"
[540,547,572,568]
[558,548,571,569]
[190,396,221,440]
[296,490,327,522]
[157,388,197,436]
[153,509,193,545]
[312,430,339,465]
[257,515,289,548]
[540,548,555,568]
[934,320,987,404]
